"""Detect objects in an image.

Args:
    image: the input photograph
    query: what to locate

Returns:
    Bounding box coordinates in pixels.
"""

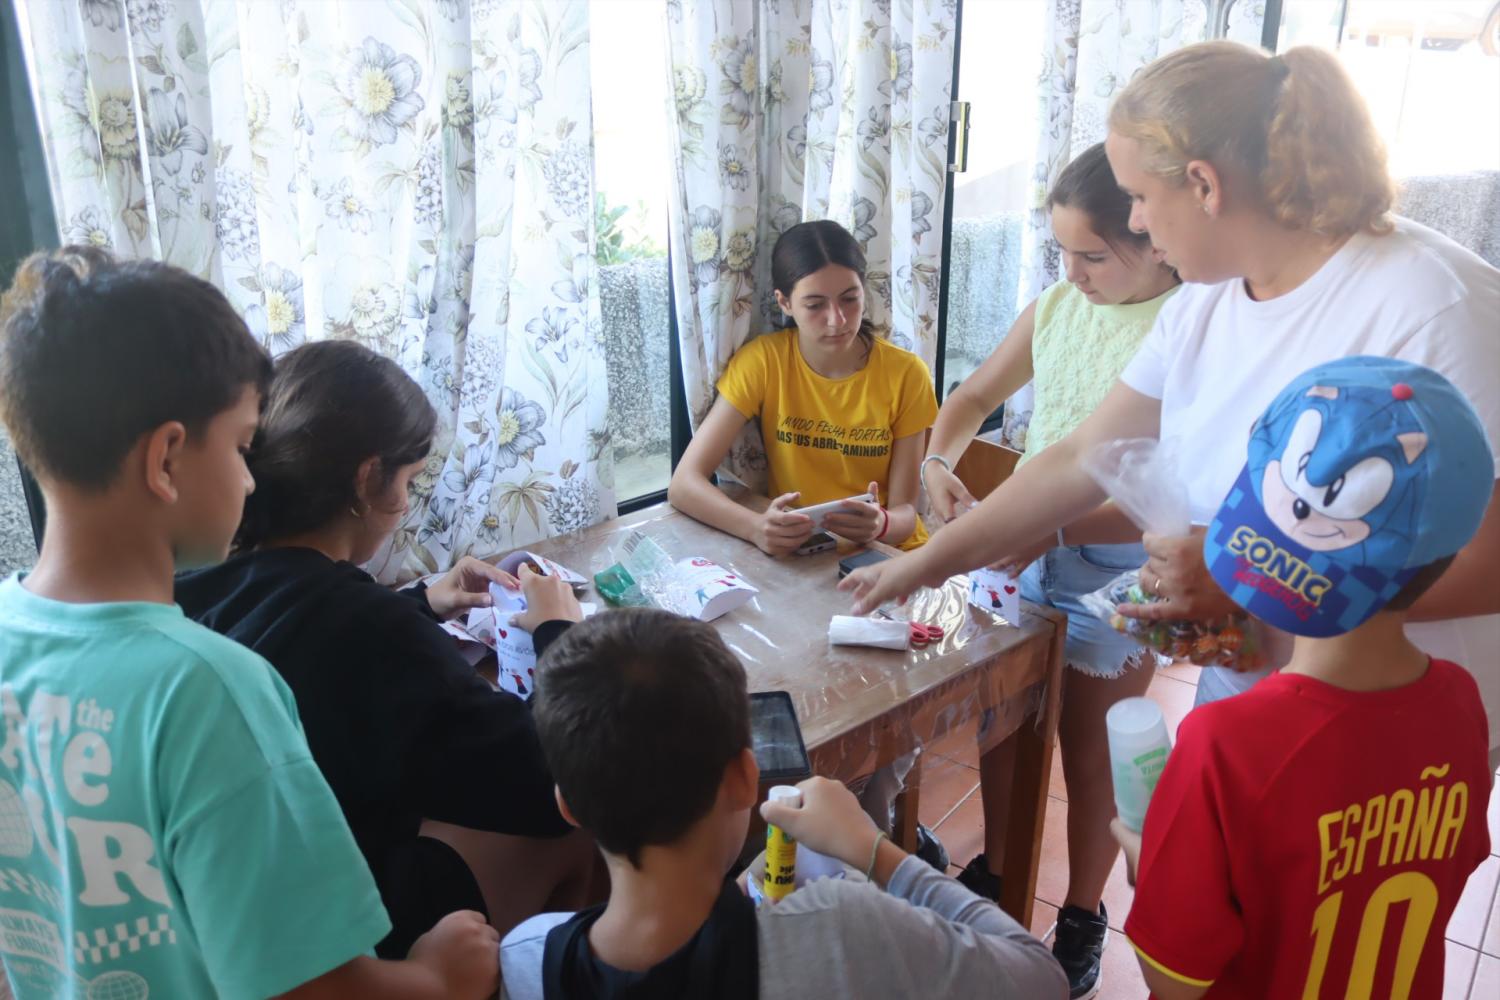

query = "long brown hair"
[1046,142,1155,256]
[770,220,876,355]
[236,340,435,550]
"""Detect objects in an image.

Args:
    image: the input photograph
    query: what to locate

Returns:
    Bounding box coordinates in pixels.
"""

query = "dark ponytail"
[1046,142,1151,256]
[770,220,876,355]
[236,340,436,551]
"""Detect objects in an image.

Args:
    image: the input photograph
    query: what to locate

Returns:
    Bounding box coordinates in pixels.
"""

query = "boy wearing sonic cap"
[1111,357,1494,1000]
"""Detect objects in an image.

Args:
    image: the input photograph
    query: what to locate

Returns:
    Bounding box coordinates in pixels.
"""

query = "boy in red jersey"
[1113,356,1494,999]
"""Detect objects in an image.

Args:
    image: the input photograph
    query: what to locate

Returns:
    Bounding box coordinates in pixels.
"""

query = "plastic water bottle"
[1106,697,1171,832]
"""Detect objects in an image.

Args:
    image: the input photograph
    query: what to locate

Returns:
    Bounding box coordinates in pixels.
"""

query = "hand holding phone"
[820,483,886,543]
[754,492,816,556]
[791,492,875,530]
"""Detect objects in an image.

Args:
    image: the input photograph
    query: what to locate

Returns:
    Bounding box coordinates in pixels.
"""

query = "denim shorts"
[1019,544,1153,679]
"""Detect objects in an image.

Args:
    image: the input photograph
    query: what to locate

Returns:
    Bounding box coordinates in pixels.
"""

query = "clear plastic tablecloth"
[489,497,1060,783]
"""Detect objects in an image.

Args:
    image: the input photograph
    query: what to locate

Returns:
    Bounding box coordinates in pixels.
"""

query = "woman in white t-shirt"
[842,41,1500,764]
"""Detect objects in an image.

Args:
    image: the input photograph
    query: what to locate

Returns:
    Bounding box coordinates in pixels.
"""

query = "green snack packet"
[594,563,648,606]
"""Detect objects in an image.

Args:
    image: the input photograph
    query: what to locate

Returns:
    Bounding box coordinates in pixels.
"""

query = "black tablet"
[750,691,812,783]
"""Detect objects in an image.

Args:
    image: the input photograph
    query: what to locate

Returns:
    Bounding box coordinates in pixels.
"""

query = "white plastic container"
[1106,697,1172,832]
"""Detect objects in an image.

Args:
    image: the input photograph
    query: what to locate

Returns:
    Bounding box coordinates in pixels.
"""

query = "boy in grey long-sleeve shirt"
[499,608,1065,1000]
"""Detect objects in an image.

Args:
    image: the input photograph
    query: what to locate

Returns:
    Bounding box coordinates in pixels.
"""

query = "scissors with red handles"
[908,622,944,649]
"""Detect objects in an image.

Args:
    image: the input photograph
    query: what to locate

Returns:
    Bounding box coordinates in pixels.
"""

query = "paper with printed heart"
[459,582,596,699]
[968,567,1021,625]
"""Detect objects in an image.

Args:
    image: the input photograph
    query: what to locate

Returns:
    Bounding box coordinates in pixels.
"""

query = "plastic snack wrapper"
[596,531,758,622]
[1078,438,1269,671]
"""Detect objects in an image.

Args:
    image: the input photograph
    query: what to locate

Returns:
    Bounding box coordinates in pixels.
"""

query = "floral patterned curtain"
[1002,0,1265,447]
[15,0,613,583]
[665,0,955,485]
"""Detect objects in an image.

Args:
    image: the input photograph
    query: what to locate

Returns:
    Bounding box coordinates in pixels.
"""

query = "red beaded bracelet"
[874,505,890,541]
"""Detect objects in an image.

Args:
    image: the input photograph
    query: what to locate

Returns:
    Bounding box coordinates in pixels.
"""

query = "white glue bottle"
[1106,697,1171,832]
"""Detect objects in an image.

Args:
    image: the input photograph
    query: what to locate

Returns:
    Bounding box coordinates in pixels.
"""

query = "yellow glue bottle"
[762,785,801,903]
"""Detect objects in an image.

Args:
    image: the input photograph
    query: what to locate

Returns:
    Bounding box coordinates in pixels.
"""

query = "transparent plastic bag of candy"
[1077,439,1269,671]
[1078,569,1267,668]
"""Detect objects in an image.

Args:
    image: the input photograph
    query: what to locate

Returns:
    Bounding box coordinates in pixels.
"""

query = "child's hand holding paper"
[470,576,596,700]
[509,564,583,631]
[425,556,518,619]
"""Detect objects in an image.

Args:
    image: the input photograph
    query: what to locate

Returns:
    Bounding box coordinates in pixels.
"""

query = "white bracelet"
[920,454,951,495]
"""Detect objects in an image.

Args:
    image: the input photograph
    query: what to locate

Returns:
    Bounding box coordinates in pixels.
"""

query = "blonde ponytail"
[1109,41,1395,238]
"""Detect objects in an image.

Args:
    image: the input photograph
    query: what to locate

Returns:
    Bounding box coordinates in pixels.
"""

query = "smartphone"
[794,531,837,556]
[838,548,891,579]
[750,691,812,783]
[790,493,875,530]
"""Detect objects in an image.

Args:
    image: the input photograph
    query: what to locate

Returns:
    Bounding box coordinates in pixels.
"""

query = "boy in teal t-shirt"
[0,248,498,999]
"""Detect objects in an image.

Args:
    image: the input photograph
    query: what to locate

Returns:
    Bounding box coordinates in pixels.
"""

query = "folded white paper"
[828,615,910,650]
[673,557,758,621]
[968,567,1021,625]
[496,550,587,586]
[462,582,597,699]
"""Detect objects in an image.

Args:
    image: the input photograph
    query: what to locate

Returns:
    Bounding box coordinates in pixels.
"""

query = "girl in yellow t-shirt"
[669,220,938,553]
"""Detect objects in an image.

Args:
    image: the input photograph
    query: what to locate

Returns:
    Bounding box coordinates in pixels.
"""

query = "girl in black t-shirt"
[177,340,592,957]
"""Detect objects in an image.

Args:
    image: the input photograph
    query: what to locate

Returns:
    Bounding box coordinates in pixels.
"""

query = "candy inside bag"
[1080,570,1269,671]
[1079,439,1267,671]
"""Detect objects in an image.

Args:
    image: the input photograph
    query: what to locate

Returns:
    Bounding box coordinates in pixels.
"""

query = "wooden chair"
[952,436,1022,501]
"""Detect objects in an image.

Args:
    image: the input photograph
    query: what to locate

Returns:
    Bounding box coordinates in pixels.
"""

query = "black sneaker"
[1050,903,1108,999]
[955,853,1003,902]
[914,824,949,871]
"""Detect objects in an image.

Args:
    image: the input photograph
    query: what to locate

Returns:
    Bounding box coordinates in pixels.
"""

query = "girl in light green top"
[922,143,1178,998]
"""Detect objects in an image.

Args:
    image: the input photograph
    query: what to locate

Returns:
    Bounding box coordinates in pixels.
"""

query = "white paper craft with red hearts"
[461,582,596,700]
[967,567,1021,626]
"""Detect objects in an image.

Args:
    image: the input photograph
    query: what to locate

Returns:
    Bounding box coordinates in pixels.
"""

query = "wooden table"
[491,496,1064,925]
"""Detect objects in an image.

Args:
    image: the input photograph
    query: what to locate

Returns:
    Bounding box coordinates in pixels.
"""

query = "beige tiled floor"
[921,665,1500,999]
